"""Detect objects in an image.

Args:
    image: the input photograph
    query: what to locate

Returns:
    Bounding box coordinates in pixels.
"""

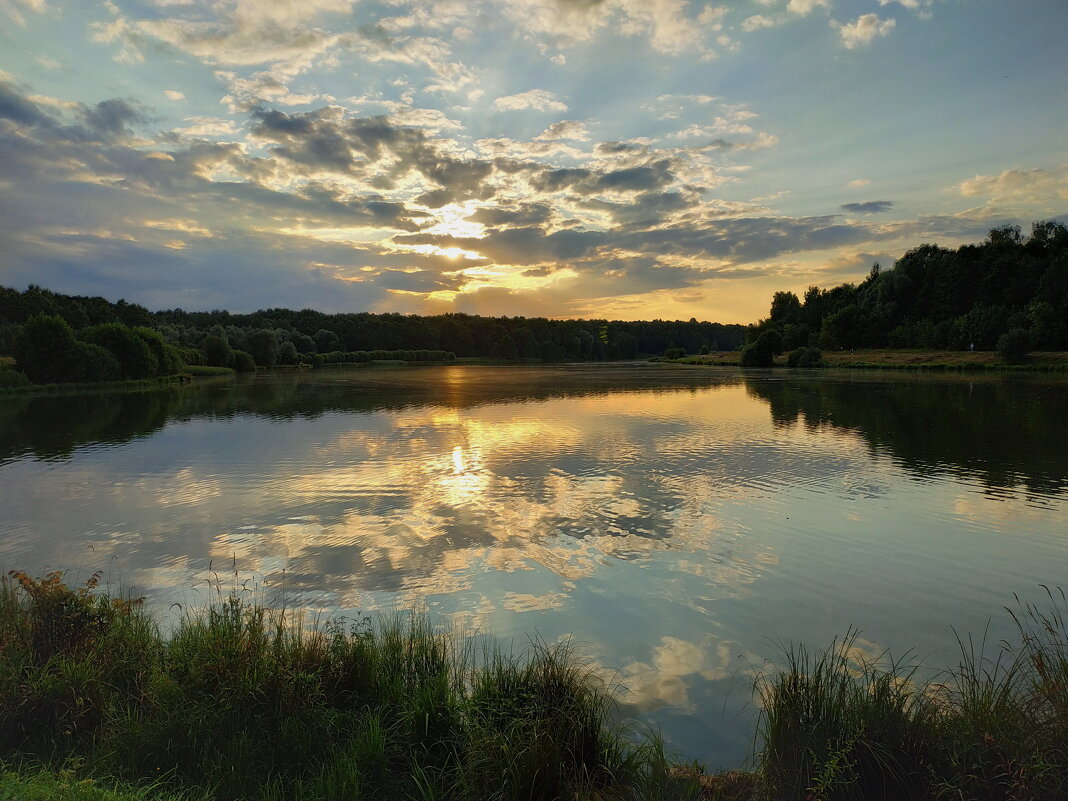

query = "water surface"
[2,365,1066,768]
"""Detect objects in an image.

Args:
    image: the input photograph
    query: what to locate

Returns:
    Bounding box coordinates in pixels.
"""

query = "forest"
[0,220,1065,386]
[745,220,1068,357]
[0,285,745,385]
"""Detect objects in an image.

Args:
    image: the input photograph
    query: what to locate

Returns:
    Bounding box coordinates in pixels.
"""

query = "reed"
[0,569,696,801]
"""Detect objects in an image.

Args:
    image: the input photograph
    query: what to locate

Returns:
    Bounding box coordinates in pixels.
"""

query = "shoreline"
[674,348,1068,371]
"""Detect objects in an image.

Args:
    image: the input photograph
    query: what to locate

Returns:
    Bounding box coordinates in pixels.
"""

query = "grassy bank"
[3,570,1065,800]
[0,570,693,801]
[0,374,190,398]
[757,590,1068,800]
[675,349,1068,371]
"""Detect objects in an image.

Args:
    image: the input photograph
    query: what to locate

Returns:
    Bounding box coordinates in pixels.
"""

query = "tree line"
[2,219,1064,385]
[743,220,1068,365]
[0,284,746,385]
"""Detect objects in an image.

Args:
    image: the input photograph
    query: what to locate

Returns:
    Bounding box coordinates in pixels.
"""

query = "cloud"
[836,14,896,49]
[164,89,186,101]
[535,120,590,141]
[787,0,829,16]
[957,165,1068,207]
[847,178,871,188]
[741,15,777,32]
[493,89,569,113]
[840,200,894,214]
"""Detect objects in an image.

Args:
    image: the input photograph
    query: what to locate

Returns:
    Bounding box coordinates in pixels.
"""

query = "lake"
[1,364,1066,769]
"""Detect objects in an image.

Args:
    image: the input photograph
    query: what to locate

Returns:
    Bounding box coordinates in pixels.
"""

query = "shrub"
[246,330,278,368]
[133,327,179,375]
[14,314,81,383]
[79,323,157,379]
[787,346,825,368]
[740,342,774,367]
[231,349,256,373]
[663,347,686,360]
[997,328,1031,364]
[0,369,28,388]
[200,335,232,368]
[77,341,122,382]
[276,340,299,365]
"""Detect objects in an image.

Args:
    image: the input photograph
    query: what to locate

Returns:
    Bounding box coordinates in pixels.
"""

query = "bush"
[997,328,1031,364]
[77,341,122,382]
[231,349,256,373]
[0,369,29,388]
[0,572,677,801]
[276,341,299,365]
[79,323,157,379]
[14,314,81,383]
[133,327,179,375]
[200,335,232,368]
[787,346,826,368]
[663,347,686,360]
[740,342,774,367]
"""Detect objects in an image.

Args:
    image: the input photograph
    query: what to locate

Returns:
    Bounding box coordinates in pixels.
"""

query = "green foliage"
[0,369,29,388]
[0,767,200,801]
[757,590,1068,800]
[740,342,774,367]
[79,324,157,380]
[76,342,122,382]
[231,350,256,373]
[245,330,278,368]
[200,335,232,368]
[786,347,825,368]
[14,315,82,384]
[0,572,682,801]
[752,220,1068,353]
[663,347,686,360]
[275,340,299,365]
[997,328,1031,364]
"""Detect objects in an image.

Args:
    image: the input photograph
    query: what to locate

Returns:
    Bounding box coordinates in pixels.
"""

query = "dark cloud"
[395,226,608,266]
[840,200,893,214]
[584,190,697,229]
[595,141,646,155]
[467,203,553,228]
[81,98,145,138]
[252,106,495,202]
[0,82,51,126]
[532,159,675,195]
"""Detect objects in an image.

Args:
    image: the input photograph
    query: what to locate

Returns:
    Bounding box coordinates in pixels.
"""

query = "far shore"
[675,348,1068,371]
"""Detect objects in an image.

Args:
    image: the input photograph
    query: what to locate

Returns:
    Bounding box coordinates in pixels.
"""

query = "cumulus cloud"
[787,0,829,17]
[534,120,590,141]
[741,15,776,32]
[164,89,186,101]
[958,165,1068,207]
[836,14,896,49]
[493,89,569,113]
[840,200,894,214]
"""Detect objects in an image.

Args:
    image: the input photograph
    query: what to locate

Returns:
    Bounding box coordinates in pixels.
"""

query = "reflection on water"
[1,365,1066,768]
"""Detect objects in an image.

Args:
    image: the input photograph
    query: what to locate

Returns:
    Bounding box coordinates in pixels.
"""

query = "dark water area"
[1,365,1065,768]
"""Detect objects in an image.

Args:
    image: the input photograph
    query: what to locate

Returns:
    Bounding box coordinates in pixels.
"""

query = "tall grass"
[0,569,695,801]
[756,588,1068,800]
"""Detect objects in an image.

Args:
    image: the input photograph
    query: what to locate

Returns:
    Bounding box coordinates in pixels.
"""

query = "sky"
[0,0,1065,323]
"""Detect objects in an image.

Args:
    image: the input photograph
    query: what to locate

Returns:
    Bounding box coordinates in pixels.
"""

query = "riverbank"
[676,349,1068,371]
[3,570,1066,800]
[0,374,190,397]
